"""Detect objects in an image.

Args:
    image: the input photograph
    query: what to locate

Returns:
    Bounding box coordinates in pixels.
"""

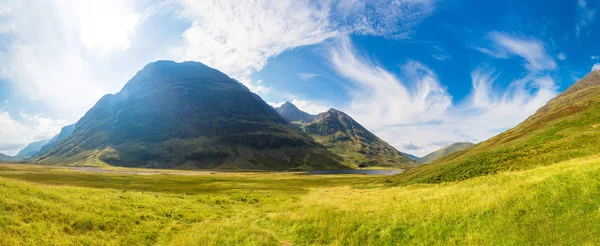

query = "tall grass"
[2,157,600,245]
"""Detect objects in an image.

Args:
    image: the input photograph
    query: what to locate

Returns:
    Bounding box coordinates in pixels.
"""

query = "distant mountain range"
[397,70,600,184]
[35,61,344,170]
[13,139,50,160]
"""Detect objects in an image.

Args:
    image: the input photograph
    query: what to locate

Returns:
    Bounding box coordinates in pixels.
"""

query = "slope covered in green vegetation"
[2,156,600,245]
[36,61,344,170]
[395,70,600,184]
[419,142,474,164]
[302,109,415,168]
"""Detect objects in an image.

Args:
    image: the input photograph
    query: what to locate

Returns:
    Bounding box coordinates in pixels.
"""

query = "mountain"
[301,108,415,168]
[402,152,421,162]
[37,123,76,156]
[37,61,344,170]
[396,70,600,184]
[275,102,316,123]
[418,142,474,164]
[13,139,50,160]
[0,153,13,162]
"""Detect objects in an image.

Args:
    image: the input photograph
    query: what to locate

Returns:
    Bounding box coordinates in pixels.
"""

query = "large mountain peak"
[38,61,343,170]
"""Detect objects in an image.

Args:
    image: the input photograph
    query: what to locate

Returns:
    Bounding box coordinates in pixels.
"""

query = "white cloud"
[576,0,596,37]
[169,0,436,94]
[0,0,150,120]
[169,0,338,93]
[593,64,600,71]
[557,52,567,61]
[477,32,557,72]
[297,73,322,81]
[329,36,557,156]
[592,55,600,60]
[0,110,67,155]
[331,35,451,128]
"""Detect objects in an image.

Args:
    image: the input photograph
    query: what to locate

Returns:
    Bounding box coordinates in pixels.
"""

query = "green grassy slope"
[2,156,600,244]
[419,142,474,164]
[395,70,600,184]
[302,109,415,168]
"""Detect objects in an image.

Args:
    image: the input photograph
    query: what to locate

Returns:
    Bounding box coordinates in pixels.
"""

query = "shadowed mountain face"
[396,70,600,184]
[302,108,415,168]
[37,61,344,170]
[275,102,316,123]
[419,142,474,164]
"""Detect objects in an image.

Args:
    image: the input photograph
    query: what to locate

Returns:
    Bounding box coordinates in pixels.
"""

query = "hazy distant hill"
[275,102,316,123]
[13,139,50,160]
[396,70,600,184]
[37,61,344,170]
[402,152,421,162]
[302,108,415,168]
[0,153,13,162]
[418,142,474,164]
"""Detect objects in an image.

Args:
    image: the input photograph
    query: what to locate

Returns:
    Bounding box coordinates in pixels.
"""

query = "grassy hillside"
[302,109,415,168]
[395,71,600,184]
[419,142,474,164]
[2,156,600,244]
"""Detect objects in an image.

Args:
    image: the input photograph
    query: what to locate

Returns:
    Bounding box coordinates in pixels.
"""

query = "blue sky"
[0,0,599,156]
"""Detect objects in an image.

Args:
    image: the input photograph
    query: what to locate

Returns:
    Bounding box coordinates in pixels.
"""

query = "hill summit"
[275,102,316,123]
[302,108,415,168]
[37,61,344,170]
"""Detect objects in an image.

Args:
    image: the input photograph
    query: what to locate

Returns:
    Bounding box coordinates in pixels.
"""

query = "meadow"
[2,158,600,245]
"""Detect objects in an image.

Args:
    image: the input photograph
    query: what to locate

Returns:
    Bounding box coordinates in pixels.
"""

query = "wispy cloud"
[576,0,596,37]
[329,35,558,155]
[297,73,322,81]
[476,32,557,72]
[593,64,600,71]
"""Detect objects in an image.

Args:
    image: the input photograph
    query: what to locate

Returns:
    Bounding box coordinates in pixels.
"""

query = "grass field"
[2,158,600,245]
